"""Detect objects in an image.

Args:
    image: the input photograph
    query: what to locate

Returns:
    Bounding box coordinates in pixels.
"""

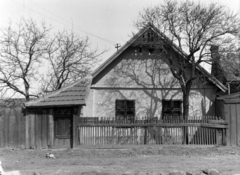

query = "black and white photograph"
[0,0,240,174]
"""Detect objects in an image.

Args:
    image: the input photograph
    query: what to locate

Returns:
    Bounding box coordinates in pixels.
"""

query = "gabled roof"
[92,23,227,92]
[25,76,92,108]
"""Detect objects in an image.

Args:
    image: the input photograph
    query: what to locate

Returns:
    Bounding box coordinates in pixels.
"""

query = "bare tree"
[0,19,51,101]
[40,31,104,93]
[135,0,239,117]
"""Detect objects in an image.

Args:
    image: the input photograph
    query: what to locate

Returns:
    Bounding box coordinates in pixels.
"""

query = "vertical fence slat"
[0,109,4,147]
[236,104,240,146]
[230,104,237,146]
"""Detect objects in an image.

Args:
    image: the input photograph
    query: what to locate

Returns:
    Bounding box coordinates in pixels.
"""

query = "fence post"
[216,129,223,145]
[144,126,147,144]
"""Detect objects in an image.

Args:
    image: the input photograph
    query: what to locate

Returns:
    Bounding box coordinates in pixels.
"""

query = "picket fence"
[78,116,227,146]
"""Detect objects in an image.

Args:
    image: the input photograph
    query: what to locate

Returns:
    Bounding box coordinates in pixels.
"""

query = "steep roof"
[25,76,92,108]
[92,23,227,92]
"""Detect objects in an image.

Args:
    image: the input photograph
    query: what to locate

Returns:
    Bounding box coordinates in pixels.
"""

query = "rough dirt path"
[0,145,240,175]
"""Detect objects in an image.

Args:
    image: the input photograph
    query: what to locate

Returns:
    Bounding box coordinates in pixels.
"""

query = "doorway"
[54,108,73,148]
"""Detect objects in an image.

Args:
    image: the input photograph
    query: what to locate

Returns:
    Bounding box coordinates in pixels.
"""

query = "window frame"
[115,99,135,122]
[162,99,182,120]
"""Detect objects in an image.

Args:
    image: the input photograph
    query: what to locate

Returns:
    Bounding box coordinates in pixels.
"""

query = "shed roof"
[25,76,92,108]
[92,23,227,92]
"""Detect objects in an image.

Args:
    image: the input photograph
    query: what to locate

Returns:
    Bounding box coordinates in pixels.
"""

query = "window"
[115,100,135,122]
[162,100,182,120]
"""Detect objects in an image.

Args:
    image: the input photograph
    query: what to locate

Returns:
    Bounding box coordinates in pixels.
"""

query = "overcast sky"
[0,0,239,97]
[1,0,239,62]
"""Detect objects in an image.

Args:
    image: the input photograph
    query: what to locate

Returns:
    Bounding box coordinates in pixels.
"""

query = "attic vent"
[147,30,154,42]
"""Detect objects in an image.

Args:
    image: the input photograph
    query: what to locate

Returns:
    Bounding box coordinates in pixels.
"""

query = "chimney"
[210,45,225,82]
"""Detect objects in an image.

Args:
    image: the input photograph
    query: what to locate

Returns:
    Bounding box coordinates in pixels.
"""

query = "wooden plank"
[16,108,21,148]
[0,109,4,147]
[14,109,19,148]
[78,123,228,129]
[30,113,36,149]
[224,104,231,146]
[9,109,15,148]
[5,108,10,148]
[19,108,25,148]
[41,111,48,149]
[230,104,237,146]
[72,107,80,148]
[236,104,240,146]
[48,109,54,148]
[36,112,42,149]
[25,112,30,149]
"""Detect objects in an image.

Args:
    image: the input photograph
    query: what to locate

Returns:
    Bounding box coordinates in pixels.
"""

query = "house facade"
[24,23,228,148]
[82,24,227,121]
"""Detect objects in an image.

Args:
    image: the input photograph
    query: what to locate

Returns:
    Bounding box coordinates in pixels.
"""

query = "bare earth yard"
[0,145,240,175]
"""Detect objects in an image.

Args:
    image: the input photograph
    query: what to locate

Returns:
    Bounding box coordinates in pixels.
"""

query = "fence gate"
[78,116,227,146]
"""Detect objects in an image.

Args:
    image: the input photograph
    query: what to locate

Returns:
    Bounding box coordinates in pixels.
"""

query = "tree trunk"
[24,81,30,102]
[181,81,192,144]
[182,89,190,120]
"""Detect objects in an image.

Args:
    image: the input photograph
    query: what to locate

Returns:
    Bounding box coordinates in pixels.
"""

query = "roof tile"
[25,76,92,108]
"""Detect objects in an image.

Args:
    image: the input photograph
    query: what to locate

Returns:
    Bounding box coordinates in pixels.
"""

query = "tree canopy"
[0,19,104,100]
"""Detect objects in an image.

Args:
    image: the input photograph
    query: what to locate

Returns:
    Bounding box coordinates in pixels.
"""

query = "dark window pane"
[116,100,125,109]
[127,100,134,108]
[173,101,181,108]
[162,100,182,120]
[163,100,171,109]
[115,100,135,120]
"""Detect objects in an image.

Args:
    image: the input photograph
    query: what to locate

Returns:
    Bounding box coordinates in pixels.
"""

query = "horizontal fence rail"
[78,116,227,146]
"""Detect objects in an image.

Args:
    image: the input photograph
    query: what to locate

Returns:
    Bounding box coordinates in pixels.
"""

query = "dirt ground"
[0,145,240,175]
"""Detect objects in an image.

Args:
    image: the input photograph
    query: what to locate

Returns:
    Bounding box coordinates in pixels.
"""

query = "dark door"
[54,108,73,148]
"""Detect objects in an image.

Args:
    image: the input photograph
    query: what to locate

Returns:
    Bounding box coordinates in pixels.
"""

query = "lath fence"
[78,116,228,146]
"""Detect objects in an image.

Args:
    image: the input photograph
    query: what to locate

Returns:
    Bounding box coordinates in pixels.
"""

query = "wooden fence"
[0,108,25,148]
[78,116,228,146]
[216,98,240,146]
[0,108,229,148]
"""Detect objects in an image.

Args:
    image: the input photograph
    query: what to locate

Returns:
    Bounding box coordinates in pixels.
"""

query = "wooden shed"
[216,92,240,146]
[24,77,92,149]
